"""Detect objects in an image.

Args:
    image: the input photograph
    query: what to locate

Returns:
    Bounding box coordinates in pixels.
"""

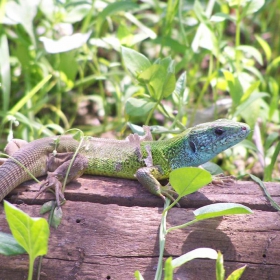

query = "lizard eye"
[189,141,196,152]
[215,127,224,135]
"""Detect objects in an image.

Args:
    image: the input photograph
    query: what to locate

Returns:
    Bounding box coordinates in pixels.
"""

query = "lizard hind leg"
[36,153,89,206]
[36,175,64,207]
[211,173,236,185]
[4,139,29,155]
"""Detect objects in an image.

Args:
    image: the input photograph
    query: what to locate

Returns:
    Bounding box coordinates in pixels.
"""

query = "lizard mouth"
[214,123,250,146]
[229,124,250,140]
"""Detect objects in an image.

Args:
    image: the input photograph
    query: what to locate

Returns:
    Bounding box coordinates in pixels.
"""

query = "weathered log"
[0,176,279,279]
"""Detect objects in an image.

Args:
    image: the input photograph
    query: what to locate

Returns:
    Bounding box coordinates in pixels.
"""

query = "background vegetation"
[0,0,279,180]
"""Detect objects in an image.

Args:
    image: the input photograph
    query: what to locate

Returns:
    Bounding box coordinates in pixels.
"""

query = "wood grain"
[0,176,279,279]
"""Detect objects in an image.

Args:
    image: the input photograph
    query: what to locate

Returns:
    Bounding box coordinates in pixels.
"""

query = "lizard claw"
[211,174,236,186]
[35,172,65,207]
[160,184,180,207]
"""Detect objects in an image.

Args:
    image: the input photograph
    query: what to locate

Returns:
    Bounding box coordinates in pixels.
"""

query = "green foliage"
[0,1,278,277]
[51,206,63,229]
[216,251,246,280]
[41,199,64,229]
[226,265,246,280]
[122,47,151,76]
[201,162,224,175]
[166,167,212,208]
[250,174,280,211]
[3,201,50,280]
[40,200,55,214]
[169,167,212,196]
[122,47,177,124]
[134,270,145,280]
[141,167,252,280]
[193,203,253,221]
[0,0,279,180]
[216,251,225,280]
[161,247,246,280]
[171,248,218,269]
[0,232,26,256]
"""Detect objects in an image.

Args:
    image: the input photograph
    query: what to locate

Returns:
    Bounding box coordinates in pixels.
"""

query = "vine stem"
[154,198,170,280]
[28,257,34,280]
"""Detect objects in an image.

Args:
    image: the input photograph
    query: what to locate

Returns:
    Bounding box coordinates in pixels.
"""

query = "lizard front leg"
[135,143,177,203]
[135,166,176,202]
[37,153,88,206]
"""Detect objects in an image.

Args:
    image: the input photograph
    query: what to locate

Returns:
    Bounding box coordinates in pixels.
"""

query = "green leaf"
[210,13,234,22]
[171,248,217,269]
[0,32,11,112]
[50,207,63,229]
[117,24,134,46]
[64,2,92,23]
[216,251,225,280]
[223,71,243,106]
[173,71,186,94]
[237,45,263,65]
[9,74,52,115]
[121,46,151,76]
[38,0,55,19]
[127,123,145,135]
[98,1,131,18]
[162,74,176,98]
[134,270,144,280]
[138,64,176,100]
[249,174,280,211]
[158,57,173,69]
[159,57,176,98]
[243,65,264,83]
[0,0,7,21]
[150,126,179,134]
[240,81,260,102]
[40,201,55,214]
[4,201,50,258]
[233,92,269,118]
[125,98,155,117]
[192,23,216,53]
[268,77,279,120]
[243,0,265,15]
[264,132,278,152]
[4,0,39,45]
[227,0,264,15]
[40,32,91,53]
[96,1,138,34]
[138,64,164,99]
[266,56,280,74]
[152,36,187,54]
[169,167,212,197]
[238,139,257,152]
[0,232,26,256]
[164,257,173,280]
[194,203,253,221]
[58,51,79,83]
[163,0,179,36]
[201,162,224,175]
[193,0,211,26]
[255,35,271,62]
[226,265,246,280]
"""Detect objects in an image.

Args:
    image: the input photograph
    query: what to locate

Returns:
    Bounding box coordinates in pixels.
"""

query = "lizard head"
[182,119,250,167]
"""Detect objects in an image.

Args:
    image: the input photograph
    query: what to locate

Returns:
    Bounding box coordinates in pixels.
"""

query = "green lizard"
[0,119,250,204]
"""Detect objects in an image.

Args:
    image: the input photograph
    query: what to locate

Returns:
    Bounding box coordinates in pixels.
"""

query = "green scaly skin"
[0,119,250,202]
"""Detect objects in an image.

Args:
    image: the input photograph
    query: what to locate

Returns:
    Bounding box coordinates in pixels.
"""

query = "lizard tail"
[0,159,30,201]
